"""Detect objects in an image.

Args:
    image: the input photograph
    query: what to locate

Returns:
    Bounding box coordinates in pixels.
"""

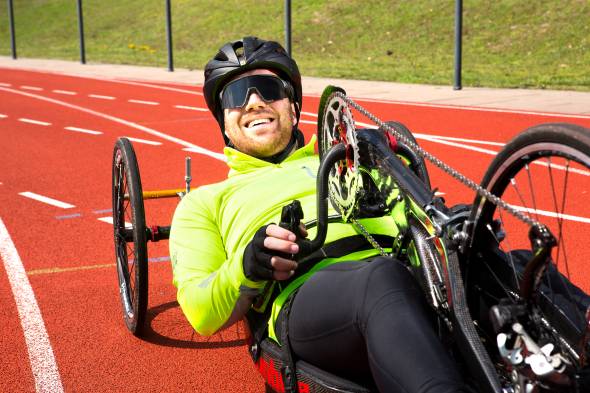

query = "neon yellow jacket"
[169,135,395,336]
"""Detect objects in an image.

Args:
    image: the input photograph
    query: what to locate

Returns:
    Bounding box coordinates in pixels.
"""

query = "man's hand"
[243,223,307,281]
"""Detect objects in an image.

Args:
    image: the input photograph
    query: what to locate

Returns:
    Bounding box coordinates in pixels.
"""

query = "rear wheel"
[112,137,148,336]
[467,123,590,389]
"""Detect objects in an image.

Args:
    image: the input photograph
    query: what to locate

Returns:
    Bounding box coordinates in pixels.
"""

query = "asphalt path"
[1,68,589,392]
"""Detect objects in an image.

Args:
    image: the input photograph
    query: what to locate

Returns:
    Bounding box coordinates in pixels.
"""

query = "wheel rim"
[473,142,590,357]
[114,149,138,322]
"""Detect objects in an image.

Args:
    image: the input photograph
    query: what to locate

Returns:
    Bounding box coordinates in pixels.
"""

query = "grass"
[0,0,588,90]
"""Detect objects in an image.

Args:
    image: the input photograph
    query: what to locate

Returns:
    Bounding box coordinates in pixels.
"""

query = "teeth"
[248,118,271,128]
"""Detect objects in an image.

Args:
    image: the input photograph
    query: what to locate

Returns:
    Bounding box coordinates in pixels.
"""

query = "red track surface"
[1,68,589,392]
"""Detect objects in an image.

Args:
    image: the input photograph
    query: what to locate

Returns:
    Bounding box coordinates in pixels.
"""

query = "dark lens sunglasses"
[220,74,292,110]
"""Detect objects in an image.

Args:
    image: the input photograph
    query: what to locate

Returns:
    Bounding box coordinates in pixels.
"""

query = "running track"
[1,68,589,392]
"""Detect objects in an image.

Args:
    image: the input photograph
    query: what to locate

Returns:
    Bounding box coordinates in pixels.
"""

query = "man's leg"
[288,257,466,393]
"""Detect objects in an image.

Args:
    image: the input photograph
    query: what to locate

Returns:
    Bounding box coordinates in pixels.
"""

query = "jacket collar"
[225,135,317,176]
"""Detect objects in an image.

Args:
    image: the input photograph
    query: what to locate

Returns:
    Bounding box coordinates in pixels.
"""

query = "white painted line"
[512,205,590,224]
[18,118,51,126]
[0,218,65,393]
[98,216,131,228]
[299,120,316,125]
[64,126,102,135]
[52,89,76,96]
[114,80,203,96]
[20,85,43,91]
[174,105,208,112]
[0,113,7,118]
[18,192,75,209]
[88,94,115,100]
[128,99,159,106]
[0,87,226,162]
[124,136,162,146]
[0,82,12,87]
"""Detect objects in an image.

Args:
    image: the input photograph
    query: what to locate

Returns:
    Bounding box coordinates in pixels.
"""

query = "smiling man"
[169,37,468,393]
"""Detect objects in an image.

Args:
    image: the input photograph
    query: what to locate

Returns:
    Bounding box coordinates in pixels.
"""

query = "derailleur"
[491,301,573,392]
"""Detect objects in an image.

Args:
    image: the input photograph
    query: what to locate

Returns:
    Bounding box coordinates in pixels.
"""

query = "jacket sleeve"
[169,189,265,336]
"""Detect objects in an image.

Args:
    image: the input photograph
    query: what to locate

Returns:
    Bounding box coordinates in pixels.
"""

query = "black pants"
[288,257,466,393]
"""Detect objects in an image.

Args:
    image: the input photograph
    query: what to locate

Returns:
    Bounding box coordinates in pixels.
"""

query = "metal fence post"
[284,0,291,56]
[7,0,16,59]
[165,0,174,72]
[77,0,86,64]
[454,0,463,90]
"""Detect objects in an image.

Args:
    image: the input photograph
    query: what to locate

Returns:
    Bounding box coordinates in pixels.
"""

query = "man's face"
[223,69,297,158]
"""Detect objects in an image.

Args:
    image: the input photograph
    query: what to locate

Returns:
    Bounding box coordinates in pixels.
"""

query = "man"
[169,37,467,392]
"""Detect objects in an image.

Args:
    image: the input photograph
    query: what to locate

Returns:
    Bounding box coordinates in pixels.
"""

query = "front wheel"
[112,138,148,336]
[467,123,590,389]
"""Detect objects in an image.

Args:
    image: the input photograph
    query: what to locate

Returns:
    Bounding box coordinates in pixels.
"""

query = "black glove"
[243,224,276,281]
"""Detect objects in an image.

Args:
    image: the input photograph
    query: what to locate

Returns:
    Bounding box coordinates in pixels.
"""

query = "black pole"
[77,0,86,64]
[8,0,16,59]
[284,0,291,56]
[453,0,463,90]
[165,0,174,72]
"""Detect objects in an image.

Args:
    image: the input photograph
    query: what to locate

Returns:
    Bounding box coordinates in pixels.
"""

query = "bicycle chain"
[351,217,388,257]
[335,92,542,229]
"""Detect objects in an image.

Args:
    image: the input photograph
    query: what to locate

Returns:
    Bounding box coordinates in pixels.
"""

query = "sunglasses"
[220,74,293,110]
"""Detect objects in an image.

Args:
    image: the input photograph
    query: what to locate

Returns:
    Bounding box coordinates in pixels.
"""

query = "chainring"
[318,89,362,221]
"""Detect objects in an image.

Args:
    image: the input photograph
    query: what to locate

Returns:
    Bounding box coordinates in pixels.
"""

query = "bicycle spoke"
[494,208,520,292]
[524,163,541,223]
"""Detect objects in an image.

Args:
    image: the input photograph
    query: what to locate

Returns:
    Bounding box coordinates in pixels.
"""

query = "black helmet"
[203,37,302,144]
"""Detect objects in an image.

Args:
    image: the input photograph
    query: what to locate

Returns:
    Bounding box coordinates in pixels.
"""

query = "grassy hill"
[0,0,588,90]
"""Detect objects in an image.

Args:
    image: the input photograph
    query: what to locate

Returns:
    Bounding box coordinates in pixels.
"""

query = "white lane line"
[114,79,203,96]
[0,218,65,393]
[128,99,159,106]
[98,216,131,228]
[20,85,43,91]
[513,206,590,224]
[18,192,75,209]
[0,113,7,118]
[124,136,162,146]
[0,82,12,87]
[18,118,51,126]
[88,94,115,100]
[64,126,102,135]
[299,120,316,125]
[0,87,226,162]
[52,89,76,96]
[174,105,208,112]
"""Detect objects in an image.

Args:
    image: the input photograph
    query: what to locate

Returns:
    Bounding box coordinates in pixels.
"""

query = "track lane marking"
[0,113,7,118]
[0,218,65,393]
[124,136,162,145]
[64,126,102,135]
[97,216,131,227]
[52,90,76,95]
[174,105,208,111]
[28,263,114,275]
[18,192,75,209]
[18,118,51,126]
[0,82,11,87]
[128,99,159,105]
[88,94,115,100]
[0,87,226,162]
[113,79,203,95]
[20,85,43,91]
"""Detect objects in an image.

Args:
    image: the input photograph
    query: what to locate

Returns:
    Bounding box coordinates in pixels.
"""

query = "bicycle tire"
[378,121,432,190]
[467,123,590,377]
[112,137,148,336]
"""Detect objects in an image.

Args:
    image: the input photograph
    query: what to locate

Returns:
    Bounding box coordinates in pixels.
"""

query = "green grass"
[1,0,589,90]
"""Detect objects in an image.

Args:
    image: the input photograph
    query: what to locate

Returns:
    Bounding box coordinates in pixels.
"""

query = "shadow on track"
[140,300,247,349]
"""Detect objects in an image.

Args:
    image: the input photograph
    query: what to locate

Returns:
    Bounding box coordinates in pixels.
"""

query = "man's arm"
[170,191,302,336]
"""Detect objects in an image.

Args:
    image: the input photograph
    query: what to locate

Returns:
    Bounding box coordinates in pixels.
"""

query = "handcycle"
[111,84,590,393]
